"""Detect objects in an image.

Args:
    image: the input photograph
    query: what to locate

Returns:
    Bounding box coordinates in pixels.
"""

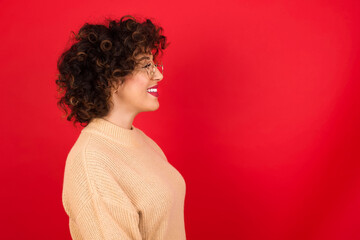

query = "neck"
[102,110,136,130]
[84,117,140,147]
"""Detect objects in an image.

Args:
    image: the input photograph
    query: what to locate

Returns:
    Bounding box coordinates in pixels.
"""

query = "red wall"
[1,0,359,239]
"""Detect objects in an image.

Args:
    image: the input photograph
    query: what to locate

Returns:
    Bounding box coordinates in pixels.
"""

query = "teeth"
[147,89,158,92]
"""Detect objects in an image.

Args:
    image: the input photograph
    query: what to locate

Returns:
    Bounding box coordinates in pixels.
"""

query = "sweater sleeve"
[64,147,144,240]
[73,193,142,240]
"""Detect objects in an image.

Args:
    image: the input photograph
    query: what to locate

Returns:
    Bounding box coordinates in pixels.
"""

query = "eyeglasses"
[137,61,163,79]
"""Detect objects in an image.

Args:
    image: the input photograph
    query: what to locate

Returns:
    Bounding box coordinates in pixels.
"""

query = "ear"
[113,79,125,94]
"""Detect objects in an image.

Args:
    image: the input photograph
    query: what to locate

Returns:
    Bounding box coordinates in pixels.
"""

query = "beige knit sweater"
[62,117,187,239]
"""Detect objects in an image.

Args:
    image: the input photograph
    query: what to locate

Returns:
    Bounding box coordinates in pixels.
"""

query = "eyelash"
[143,63,151,68]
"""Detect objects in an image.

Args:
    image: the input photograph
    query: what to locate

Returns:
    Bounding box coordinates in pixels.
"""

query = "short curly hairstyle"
[55,15,169,127]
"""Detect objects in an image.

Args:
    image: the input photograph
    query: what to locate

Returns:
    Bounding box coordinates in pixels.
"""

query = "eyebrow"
[138,56,153,61]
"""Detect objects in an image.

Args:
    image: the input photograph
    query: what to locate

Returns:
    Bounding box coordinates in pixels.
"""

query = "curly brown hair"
[55,15,169,127]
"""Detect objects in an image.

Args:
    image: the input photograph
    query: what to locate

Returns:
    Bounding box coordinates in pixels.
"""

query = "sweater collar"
[82,117,142,147]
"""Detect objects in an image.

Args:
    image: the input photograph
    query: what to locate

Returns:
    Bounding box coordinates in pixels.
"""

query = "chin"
[143,102,159,112]
[152,102,160,111]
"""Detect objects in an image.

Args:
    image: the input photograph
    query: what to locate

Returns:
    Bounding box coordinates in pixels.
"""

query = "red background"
[1,0,359,239]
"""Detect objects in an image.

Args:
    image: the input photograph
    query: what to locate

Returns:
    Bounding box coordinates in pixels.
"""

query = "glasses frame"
[136,61,163,79]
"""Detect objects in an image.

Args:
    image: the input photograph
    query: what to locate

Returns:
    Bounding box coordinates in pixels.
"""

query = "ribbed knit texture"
[62,117,186,240]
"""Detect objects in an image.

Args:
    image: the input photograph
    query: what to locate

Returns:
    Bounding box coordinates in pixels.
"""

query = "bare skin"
[102,53,163,130]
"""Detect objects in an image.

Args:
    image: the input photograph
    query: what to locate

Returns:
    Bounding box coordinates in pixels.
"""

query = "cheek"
[124,74,150,98]
[127,84,149,100]
[136,79,150,94]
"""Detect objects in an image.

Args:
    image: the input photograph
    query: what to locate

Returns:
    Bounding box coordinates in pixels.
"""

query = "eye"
[143,63,151,69]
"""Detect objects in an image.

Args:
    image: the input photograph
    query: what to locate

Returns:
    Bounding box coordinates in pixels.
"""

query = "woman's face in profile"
[114,53,163,114]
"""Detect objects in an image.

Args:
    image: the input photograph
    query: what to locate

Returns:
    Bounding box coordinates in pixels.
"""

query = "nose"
[153,67,163,82]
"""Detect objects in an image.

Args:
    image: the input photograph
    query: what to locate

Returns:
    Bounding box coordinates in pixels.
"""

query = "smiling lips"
[147,85,158,97]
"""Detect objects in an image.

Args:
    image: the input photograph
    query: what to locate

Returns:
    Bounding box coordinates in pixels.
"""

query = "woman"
[55,15,186,240]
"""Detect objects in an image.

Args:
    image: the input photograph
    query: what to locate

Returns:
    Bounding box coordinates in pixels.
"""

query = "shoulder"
[63,131,123,196]
[62,133,134,217]
[65,131,107,169]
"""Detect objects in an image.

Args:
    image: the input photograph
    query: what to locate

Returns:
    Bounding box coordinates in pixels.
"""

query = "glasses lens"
[156,62,163,75]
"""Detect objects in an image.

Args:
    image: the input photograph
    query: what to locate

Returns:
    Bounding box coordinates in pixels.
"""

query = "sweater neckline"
[82,117,141,147]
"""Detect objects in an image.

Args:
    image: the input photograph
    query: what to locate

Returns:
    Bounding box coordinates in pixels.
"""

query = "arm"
[73,193,142,240]
[63,149,143,240]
